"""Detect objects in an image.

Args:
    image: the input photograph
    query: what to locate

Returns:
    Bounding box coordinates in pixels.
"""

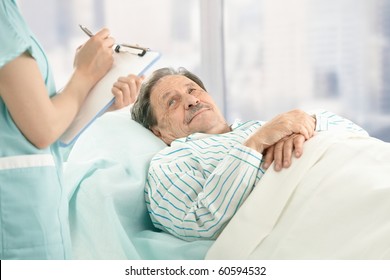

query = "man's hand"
[108,74,144,111]
[244,109,316,154]
[262,134,306,171]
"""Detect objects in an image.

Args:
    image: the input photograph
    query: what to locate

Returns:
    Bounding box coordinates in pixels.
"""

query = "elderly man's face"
[149,75,229,145]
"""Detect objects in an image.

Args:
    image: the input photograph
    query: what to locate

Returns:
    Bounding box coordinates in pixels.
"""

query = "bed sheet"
[206,131,390,259]
[64,109,213,259]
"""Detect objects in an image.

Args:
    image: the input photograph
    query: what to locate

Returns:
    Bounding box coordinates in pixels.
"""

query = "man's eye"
[168,99,176,107]
[189,88,196,94]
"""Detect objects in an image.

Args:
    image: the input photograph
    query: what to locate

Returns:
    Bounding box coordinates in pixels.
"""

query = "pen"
[79,24,94,37]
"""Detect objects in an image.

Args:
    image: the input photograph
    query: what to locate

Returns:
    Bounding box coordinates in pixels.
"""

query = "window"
[223,0,390,141]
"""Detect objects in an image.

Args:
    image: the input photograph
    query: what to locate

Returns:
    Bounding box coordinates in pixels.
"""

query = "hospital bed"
[64,109,212,259]
[65,108,390,260]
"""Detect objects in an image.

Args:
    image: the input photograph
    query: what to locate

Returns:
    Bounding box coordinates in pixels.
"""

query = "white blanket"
[206,131,390,259]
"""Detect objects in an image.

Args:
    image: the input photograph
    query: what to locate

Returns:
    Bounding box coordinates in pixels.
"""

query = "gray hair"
[131,67,206,129]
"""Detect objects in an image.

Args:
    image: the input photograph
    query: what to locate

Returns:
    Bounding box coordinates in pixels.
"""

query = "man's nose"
[185,94,200,109]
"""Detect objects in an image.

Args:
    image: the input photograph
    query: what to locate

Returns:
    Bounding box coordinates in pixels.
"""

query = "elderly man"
[131,67,367,241]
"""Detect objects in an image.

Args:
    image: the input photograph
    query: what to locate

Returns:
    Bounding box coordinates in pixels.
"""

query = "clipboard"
[59,45,160,147]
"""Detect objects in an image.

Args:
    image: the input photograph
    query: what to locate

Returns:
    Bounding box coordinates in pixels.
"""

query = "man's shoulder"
[231,119,264,131]
[151,141,191,160]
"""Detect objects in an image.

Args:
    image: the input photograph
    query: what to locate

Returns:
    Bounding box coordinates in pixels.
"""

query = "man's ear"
[150,126,161,138]
[151,126,171,146]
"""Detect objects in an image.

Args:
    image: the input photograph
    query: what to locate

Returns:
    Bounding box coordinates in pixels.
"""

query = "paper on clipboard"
[59,48,160,146]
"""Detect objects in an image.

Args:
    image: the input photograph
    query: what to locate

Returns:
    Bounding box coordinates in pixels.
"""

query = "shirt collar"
[172,119,244,143]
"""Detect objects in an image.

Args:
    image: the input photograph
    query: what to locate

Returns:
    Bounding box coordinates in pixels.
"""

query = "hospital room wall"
[18,0,202,86]
[18,0,390,141]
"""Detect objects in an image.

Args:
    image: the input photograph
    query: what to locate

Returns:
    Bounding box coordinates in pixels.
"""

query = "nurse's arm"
[0,53,94,148]
[0,30,113,149]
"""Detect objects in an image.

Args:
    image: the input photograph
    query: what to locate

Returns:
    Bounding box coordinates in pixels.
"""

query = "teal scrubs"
[0,0,71,259]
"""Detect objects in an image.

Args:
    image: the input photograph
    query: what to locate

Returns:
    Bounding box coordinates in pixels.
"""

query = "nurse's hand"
[73,28,115,87]
[109,74,144,111]
[262,133,306,171]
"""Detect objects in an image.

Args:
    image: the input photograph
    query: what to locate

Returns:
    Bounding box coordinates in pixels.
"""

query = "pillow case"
[64,109,167,258]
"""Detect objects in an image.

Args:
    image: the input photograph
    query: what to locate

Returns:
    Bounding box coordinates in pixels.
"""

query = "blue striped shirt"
[145,110,368,241]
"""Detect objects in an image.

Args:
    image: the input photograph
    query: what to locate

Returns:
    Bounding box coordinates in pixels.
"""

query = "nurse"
[0,0,142,259]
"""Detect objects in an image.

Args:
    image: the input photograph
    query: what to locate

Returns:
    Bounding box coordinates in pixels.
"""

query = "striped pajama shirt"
[145,110,368,241]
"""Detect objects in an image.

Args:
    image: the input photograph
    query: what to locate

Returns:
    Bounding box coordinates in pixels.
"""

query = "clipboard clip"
[78,25,150,57]
[114,44,150,57]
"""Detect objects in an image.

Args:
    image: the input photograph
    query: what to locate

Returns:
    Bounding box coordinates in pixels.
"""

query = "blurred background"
[18,0,390,141]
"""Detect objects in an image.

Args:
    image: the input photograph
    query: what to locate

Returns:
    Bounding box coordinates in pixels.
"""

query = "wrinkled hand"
[108,74,144,111]
[73,28,115,85]
[245,109,316,154]
[262,133,306,171]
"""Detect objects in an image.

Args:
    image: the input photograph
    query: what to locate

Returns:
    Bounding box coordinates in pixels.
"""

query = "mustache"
[185,103,211,124]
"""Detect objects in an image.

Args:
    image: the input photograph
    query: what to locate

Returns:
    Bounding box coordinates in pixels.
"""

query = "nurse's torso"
[0,0,71,259]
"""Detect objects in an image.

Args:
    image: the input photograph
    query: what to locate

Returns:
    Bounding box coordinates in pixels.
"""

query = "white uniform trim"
[0,154,55,170]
